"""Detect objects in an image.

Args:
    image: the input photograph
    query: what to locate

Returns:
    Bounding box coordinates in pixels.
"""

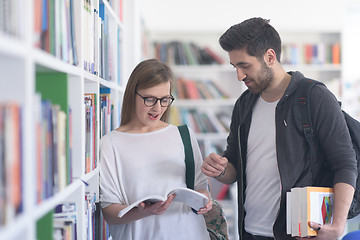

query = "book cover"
[84,93,97,171]
[184,80,201,99]
[195,81,214,99]
[57,109,67,191]
[175,77,186,99]
[332,42,341,64]
[302,187,333,237]
[118,187,208,218]
[36,210,54,240]
[34,0,42,48]
[204,46,225,65]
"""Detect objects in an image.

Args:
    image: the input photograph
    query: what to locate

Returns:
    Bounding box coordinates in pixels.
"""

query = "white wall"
[140,0,355,32]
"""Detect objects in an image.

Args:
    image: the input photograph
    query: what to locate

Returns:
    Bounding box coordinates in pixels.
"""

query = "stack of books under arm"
[287,186,333,237]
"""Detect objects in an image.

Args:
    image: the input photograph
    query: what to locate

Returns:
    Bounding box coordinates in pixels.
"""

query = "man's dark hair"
[219,17,282,62]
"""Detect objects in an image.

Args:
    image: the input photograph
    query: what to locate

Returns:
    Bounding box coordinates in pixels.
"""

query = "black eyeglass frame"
[135,91,175,107]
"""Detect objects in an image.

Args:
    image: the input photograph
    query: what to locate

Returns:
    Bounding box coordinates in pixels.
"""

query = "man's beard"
[247,61,274,94]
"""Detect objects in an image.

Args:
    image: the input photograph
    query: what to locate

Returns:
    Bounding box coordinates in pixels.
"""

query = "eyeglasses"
[136,91,175,107]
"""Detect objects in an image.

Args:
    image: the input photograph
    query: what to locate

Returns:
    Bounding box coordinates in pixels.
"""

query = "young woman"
[99,59,212,239]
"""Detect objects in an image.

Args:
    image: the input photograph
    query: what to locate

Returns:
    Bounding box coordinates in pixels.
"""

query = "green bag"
[177,125,229,240]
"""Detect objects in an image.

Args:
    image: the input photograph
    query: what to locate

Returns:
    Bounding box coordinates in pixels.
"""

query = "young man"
[201,17,357,240]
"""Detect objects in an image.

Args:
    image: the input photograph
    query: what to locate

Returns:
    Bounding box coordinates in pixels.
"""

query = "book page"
[286,192,292,235]
[118,195,166,218]
[117,188,208,218]
[291,188,301,237]
[169,188,208,211]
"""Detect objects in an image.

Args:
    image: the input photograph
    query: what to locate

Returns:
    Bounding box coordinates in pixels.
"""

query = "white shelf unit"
[280,31,342,99]
[0,0,142,239]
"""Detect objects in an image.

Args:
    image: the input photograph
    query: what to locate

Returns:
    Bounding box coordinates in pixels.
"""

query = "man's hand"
[201,152,228,178]
[295,221,344,240]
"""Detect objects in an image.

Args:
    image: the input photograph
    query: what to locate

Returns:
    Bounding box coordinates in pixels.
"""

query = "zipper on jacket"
[238,125,244,240]
[282,95,289,127]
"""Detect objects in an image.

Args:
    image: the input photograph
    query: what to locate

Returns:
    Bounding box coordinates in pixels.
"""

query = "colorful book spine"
[84,93,98,173]
[0,103,23,226]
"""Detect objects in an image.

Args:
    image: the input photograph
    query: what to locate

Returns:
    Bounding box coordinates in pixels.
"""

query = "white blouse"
[99,124,210,240]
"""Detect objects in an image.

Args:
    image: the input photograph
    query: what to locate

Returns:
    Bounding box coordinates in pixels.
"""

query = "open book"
[287,186,333,237]
[118,187,208,218]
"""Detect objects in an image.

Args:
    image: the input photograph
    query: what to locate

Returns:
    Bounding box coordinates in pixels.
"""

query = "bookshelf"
[280,31,342,99]
[0,0,142,239]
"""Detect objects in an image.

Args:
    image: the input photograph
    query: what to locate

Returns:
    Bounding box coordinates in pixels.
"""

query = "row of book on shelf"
[169,107,231,134]
[153,41,225,66]
[84,88,115,174]
[0,93,72,226]
[34,0,78,66]
[36,194,110,240]
[96,2,123,83]
[174,77,230,100]
[35,94,71,203]
[35,73,73,205]
[33,0,123,84]
[281,42,341,65]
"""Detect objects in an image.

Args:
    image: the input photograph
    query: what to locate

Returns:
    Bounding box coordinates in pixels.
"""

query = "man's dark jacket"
[223,71,357,240]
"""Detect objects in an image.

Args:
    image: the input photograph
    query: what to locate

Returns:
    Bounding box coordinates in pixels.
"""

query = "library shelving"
[280,31,343,99]
[0,0,142,239]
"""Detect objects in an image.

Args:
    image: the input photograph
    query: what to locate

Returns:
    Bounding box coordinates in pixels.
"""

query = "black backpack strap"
[177,124,195,190]
[296,79,324,180]
[297,79,318,139]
